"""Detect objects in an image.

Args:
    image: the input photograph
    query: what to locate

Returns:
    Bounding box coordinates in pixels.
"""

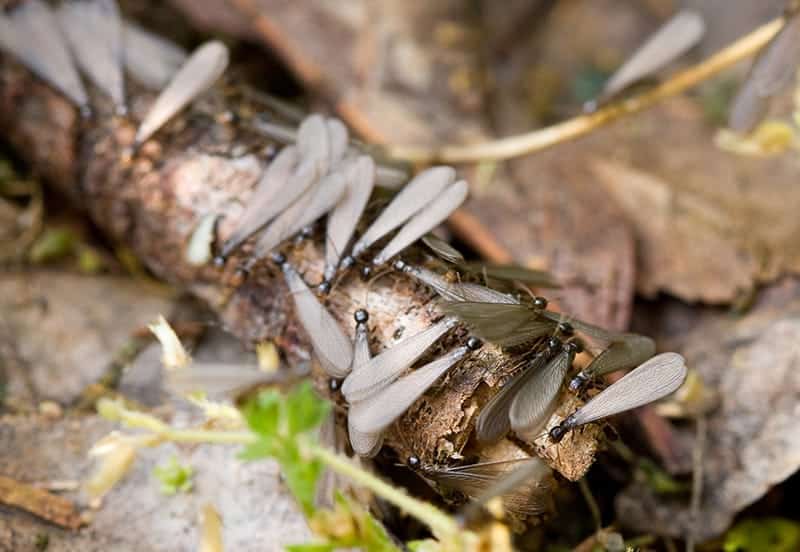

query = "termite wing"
[415,456,553,521]
[729,5,800,133]
[57,0,126,112]
[348,338,481,436]
[135,40,229,145]
[550,352,687,442]
[341,316,459,402]
[0,0,89,111]
[346,309,385,457]
[588,10,705,109]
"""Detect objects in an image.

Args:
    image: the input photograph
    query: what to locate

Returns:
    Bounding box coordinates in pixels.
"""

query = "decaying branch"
[0,57,600,498]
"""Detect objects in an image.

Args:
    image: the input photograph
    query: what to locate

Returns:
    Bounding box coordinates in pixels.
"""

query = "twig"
[385,17,784,164]
[0,475,83,529]
[686,415,707,552]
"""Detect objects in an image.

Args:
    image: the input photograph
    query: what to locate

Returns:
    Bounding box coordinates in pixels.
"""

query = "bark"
[0,56,599,496]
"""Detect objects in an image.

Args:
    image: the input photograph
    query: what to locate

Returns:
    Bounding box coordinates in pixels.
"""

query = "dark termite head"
[270,252,287,266]
[354,309,369,324]
[317,281,331,295]
[213,255,226,268]
[532,296,548,310]
[557,322,574,337]
[568,371,589,393]
[300,225,314,239]
[392,259,407,272]
[466,336,483,351]
[340,255,356,269]
[407,455,421,469]
[360,265,372,280]
[546,337,562,352]
[329,378,341,392]
[549,424,567,443]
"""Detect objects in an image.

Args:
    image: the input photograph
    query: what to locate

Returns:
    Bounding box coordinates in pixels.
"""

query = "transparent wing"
[373,180,468,265]
[57,0,125,109]
[349,346,468,434]
[509,348,574,434]
[135,41,229,144]
[476,352,554,443]
[341,317,458,402]
[324,156,375,280]
[283,263,353,378]
[218,146,303,259]
[570,352,687,426]
[0,0,89,108]
[600,10,705,101]
[351,166,455,257]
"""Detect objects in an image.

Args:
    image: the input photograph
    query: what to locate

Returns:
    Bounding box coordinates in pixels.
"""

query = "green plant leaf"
[244,389,282,438]
[724,518,800,552]
[286,381,330,436]
[285,544,336,552]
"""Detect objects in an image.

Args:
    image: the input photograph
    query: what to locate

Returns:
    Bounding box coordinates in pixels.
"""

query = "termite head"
[360,265,372,280]
[340,255,356,270]
[466,336,483,351]
[354,309,369,324]
[532,296,548,310]
[549,424,567,443]
[317,281,332,295]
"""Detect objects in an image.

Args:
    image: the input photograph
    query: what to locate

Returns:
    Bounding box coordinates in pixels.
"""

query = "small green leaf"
[152,456,194,495]
[244,389,282,438]
[281,449,325,516]
[285,544,336,552]
[29,228,76,263]
[637,458,689,495]
[724,518,800,552]
[286,381,330,436]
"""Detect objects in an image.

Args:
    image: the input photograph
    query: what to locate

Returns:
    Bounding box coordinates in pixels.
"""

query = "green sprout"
[153,456,194,495]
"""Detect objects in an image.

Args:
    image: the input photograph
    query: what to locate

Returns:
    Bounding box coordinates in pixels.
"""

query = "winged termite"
[568,333,656,392]
[729,6,800,133]
[281,260,353,378]
[324,156,375,282]
[0,0,89,111]
[347,309,385,456]
[394,261,519,304]
[456,457,554,523]
[122,20,187,90]
[134,40,229,145]
[372,180,468,266]
[588,10,705,110]
[348,341,480,435]
[415,457,552,519]
[341,316,459,402]
[550,352,687,442]
[475,339,561,444]
[215,146,303,262]
[253,118,409,189]
[441,299,555,347]
[350,166,456,258]
[57,0,125,112]
[244,170,348,269]
[165,362,273,397]
[508,342,580,437]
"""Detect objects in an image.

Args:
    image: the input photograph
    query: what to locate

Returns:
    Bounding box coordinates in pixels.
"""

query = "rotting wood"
[0,57,600,511]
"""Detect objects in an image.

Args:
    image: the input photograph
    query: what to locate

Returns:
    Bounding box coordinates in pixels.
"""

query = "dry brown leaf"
[617,279,800,541]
